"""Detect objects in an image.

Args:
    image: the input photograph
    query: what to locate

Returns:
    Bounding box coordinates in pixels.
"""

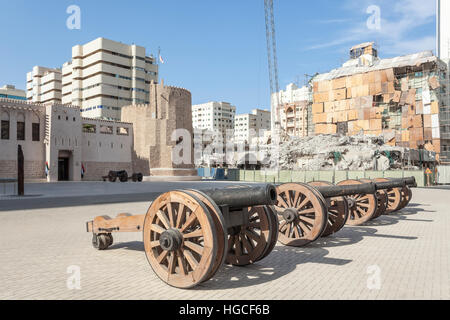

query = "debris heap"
[278,133,407,171]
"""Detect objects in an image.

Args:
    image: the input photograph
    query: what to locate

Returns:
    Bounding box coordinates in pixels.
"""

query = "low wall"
[0,160,45,180]
[82,162,133,181]
[221,169,426,187]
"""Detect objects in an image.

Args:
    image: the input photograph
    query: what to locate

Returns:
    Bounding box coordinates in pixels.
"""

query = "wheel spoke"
[177,250,187,275]
[284,191,293,207]
[298,220,311,233]
[168,251,176,274]
[300,216,315,225]
[176,204,186,228]
[167,202,175,227]
[297,197,311,210]
[292,191,301,208]
[180,209,198,233]
[156,210,170,230]
[157,250,169,263]
[298,208,316,215]
[234,236,242,256]
[150,240,160,248]
[183,249,199,270]
[183,229,203,239]
[245,229,260,243]
[241,235,254,254]
[151,224,166,234]
[184,240,204,255]
[277,195,290,209]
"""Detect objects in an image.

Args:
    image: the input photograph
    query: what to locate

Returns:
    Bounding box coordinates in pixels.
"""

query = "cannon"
[102,171,143,183]
[273,177,416,247]
[86,185,279,289]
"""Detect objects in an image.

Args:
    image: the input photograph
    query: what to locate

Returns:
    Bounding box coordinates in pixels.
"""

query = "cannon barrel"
[315,183,376,198]
[375,180,406,190]
[201,184,277,208]
[389,177,417,187]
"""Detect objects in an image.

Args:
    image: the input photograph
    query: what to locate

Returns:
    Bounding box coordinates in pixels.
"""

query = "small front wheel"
[92,234,111,250]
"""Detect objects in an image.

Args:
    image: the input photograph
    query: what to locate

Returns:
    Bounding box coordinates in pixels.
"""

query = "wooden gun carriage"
[273,177,417,247]
[86,177,416,288]
[87,185,279,289]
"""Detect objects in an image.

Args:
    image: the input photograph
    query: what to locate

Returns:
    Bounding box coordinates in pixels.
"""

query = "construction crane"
[264,0,281,133]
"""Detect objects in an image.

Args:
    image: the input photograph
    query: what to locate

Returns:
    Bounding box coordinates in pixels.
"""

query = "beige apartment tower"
[26,66,62,104]
[62,38,159,120]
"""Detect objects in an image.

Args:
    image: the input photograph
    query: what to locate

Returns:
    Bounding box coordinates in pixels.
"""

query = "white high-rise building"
[437,0,450,64]
[26,66,62,104]
[192,101,236,134]
[234,109,271,143]
[61,38,158,121]
[26,38,158,121]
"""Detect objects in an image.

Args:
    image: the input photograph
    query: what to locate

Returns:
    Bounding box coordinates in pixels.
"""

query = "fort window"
[116,127,129,136]
[100,125,113,135]
[1,111,10,140]
[32,123,40,141]
[82,124,96,133]
[17,113,25,141]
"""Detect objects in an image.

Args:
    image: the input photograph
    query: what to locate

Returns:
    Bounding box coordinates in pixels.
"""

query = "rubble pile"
[278,133,407,171]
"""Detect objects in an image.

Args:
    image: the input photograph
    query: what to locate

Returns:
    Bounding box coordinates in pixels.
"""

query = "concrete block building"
[26,66,62,104]
[234,108,271,143]
[26,38,159,122]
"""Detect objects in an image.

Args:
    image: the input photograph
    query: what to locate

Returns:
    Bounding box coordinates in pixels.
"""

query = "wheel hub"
[282,208,298,223]
[347,197,357,209]
[159,229,183,252]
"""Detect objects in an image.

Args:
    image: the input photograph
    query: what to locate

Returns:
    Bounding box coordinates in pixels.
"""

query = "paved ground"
[0,183,449,300]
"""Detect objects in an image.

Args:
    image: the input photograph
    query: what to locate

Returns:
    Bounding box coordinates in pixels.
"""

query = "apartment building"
[192,101,236,135]
[26,66,62,104]
[272,83,313,137]
[234,109,271,143]
[61,38,158,121]
[0,85,26,101]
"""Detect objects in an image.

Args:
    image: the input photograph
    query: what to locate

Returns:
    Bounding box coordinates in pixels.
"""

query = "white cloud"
[306,0,436,56]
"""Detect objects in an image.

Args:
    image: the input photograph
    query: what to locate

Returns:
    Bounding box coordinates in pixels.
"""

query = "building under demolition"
[309,42,450,162]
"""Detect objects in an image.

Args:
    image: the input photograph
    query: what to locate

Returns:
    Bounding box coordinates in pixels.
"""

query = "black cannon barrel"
[375,180,406,190]
[315,183,376,198]
[389,177,417,187]
[201,184,277,208]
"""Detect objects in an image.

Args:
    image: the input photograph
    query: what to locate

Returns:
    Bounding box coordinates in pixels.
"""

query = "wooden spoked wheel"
[226,206,273,266]
[308,181,349,237]
[274,183,328,247]
[398,186,412,211]
[360,179,387,219]
[143,191,218,289]
[184,189,227,283]
[374,178,402,213]
[337,180,377,226]
[255,206,279,262]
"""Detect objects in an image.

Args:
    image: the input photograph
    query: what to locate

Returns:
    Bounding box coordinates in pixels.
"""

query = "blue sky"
[0,0,436,114]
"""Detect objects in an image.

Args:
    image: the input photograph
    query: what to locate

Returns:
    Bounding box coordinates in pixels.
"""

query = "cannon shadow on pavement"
[198,246,352,290]
[106,240,352,290]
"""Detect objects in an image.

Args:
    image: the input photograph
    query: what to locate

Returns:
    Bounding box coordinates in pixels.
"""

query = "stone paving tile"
[0,188,449,300]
